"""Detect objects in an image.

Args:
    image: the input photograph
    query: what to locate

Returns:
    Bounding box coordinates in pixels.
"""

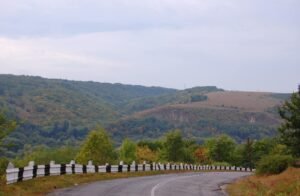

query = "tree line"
[1,86,300,176]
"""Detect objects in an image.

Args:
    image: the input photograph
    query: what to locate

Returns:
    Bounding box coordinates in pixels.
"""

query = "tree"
[240,138,254,168]
[119,138,137,164]
[0,113,16,149]
[161,130,184,162]
[194,147,210,164]
[76,127,116,165]
[205,134,236,163]
[278,88,300,156]
[136,146,158,163]
[182,139,197,163]
[137,140,162,152]
[252,138,277,163]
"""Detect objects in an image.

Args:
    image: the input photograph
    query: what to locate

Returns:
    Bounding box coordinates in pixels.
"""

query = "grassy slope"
[135,91,283,118]
[110,91,285,143]
[227,167,300,196]
[0,170,192,196]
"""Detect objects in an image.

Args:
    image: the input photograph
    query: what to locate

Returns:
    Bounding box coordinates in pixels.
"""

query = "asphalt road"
[49,172,251,196]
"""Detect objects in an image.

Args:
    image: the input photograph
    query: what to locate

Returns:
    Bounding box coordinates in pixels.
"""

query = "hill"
[0,74,175,156]
[0,74,290,157]
[109,91,288,143]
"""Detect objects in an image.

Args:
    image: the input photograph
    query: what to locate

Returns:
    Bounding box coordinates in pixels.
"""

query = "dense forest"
[0,74,290,157]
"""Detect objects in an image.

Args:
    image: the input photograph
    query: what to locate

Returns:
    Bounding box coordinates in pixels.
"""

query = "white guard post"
[50,161,61,176]
[87,160,95,173]
[6,162,19,184]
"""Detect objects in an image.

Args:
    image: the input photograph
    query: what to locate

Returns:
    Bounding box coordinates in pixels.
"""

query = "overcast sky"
[0,0,299,93]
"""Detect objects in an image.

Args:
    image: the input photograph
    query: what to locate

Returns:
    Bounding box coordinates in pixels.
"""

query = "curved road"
[49,172,250,196]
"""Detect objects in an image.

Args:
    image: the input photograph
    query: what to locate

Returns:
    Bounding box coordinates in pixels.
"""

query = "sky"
[0,0,299,93]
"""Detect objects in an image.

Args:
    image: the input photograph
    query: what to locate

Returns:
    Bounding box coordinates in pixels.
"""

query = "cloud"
[0,0,299,92]
[1,0,298,37]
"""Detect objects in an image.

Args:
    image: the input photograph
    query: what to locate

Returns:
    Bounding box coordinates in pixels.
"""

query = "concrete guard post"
[66,160,75,174]
[6,160,254,185]
[130,161,136,172]
[111,164,119,173]
[87,160,95,173]
[37,164,45,177]
[137,163,143,171]
[50,161,61,176]
[98,164,106,173]
[6,162,19,184]
[74,162,83,174]
[22,161,35,181]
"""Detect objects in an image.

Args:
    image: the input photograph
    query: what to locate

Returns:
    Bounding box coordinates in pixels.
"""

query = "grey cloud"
[0,0,299,92]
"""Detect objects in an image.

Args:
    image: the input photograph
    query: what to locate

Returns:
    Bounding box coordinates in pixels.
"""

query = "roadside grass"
[0,170,197,196]
[227,167,300,196]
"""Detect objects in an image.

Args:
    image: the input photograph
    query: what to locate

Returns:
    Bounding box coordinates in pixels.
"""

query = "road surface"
[49,172,251,196]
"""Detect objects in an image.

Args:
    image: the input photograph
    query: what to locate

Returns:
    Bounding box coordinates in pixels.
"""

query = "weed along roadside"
[227,167,300,196]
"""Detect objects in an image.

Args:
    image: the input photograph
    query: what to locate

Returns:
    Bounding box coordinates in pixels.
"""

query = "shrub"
[256,154,294,175]
[13,146,78,167]
[0,157,8,176]
[212,161,231,166]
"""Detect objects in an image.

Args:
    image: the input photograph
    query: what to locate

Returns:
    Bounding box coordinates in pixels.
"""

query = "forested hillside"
[0,74,290,157]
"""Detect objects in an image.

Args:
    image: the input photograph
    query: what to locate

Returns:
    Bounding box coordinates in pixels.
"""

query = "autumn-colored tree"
[136,146,158,163]
[194,147,210,164]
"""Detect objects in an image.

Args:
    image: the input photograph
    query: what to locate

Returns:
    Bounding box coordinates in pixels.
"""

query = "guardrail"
[6,160,254,184]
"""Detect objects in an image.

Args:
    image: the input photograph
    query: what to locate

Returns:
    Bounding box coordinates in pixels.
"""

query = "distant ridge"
[0,74,290,157]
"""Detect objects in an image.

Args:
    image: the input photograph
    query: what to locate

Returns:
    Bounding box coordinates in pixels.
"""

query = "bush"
[14,146,78,167]
[0,157,9,176]
[212,161,231,166]
[256,154,294,175]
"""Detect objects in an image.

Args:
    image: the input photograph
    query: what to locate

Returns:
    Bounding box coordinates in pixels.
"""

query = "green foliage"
[0,75,174,156]
[160,130,185,162]
[137,140,163,152]
[14,146,78,167]
[205,134,236,163]
[110,117,173,145]
[230,138,279,168]
[119,139,137,164]
[182,139,198,163]
[0,113,16,148]
[190,95,207,102]
[278,91,300,157]
[0,157,8,176]
[76,127,116,165]
[270,144,289,156]
[256,154,294,175]
[239,139,255,168]
[252,138,278,164]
